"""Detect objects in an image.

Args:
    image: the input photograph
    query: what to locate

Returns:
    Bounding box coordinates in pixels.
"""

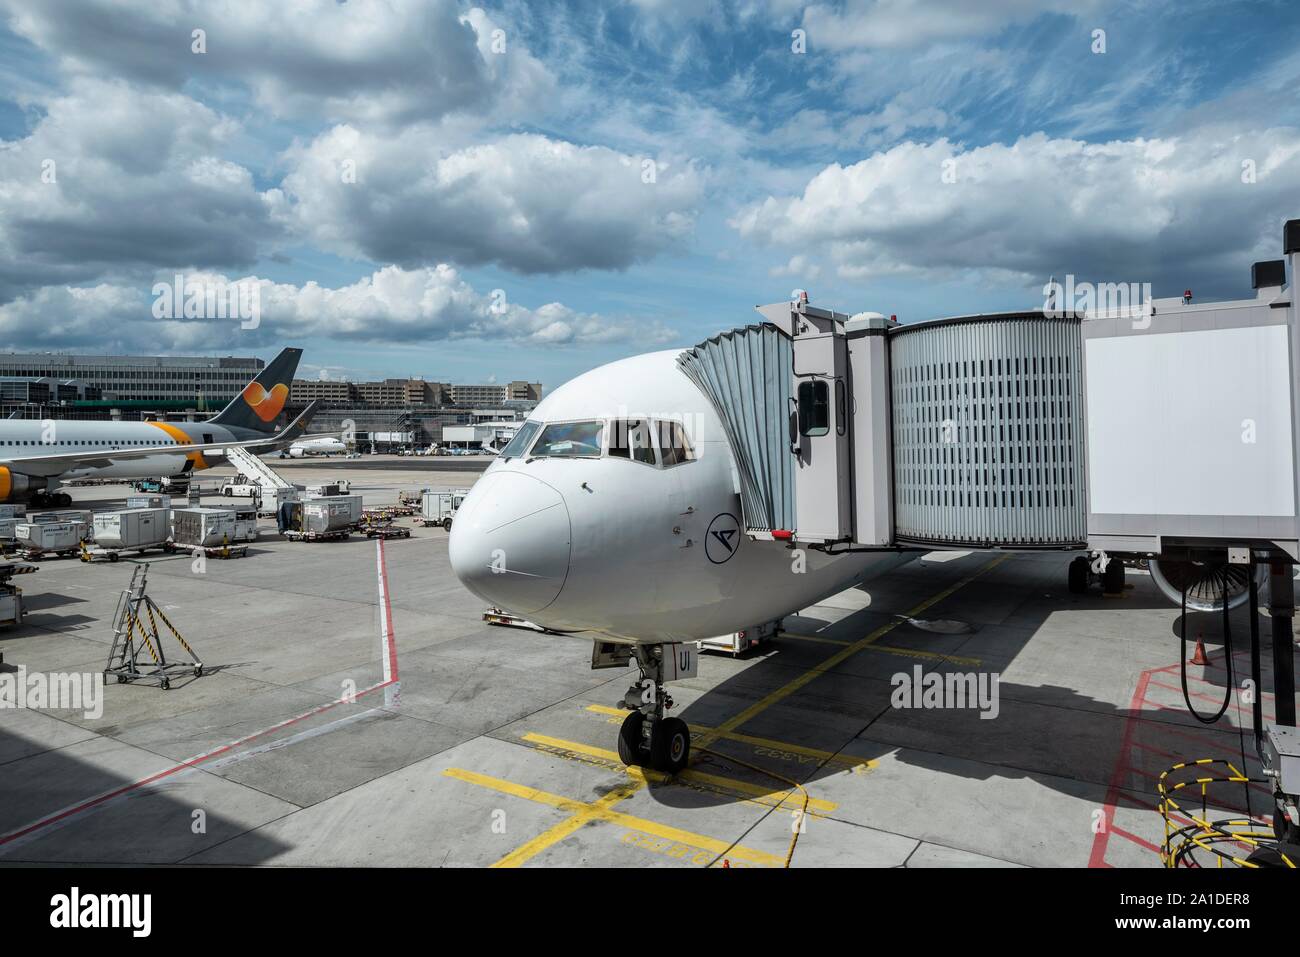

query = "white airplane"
[0,348,320,508]
[280,436,346,458]
[449,348,913,773]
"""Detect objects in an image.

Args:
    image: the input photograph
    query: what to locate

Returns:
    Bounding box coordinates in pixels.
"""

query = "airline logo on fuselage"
[705,513,740,564]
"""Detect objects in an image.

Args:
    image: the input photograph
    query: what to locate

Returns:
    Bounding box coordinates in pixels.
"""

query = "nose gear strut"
[617,644,691,774]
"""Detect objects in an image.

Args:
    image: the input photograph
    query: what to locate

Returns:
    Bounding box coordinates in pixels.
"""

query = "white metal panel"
[1085,325,1295,518]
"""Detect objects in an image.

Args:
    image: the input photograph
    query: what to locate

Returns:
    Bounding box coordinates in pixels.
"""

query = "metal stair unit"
[224,444,292,491]
[103,565,203,690]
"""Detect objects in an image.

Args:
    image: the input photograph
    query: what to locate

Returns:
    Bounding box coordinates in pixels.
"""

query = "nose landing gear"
[617,644,691,774]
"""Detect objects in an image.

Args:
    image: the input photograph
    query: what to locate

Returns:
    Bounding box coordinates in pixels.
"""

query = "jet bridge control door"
[789,311,854,543]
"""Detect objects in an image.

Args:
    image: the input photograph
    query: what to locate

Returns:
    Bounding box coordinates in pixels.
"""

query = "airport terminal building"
[0,353,266,419]
[0,353,265,405]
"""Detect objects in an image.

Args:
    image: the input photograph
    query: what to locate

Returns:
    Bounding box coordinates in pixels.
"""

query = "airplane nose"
[448,471,572,616]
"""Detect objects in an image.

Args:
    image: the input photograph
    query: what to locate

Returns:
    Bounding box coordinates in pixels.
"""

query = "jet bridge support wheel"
[1068,556,1089,594]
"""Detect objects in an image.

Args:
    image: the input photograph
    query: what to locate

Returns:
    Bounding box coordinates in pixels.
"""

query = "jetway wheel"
[1148,559,1268,613]
[1068,557,1088,594]
[1103,558,1125,595]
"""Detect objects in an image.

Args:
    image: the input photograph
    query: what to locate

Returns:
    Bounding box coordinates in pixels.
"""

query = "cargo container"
[303,495,361,532]
[92,508,171,550]
[171,507,237,548]
[258,485,301,517]
[231,505,259,542]
[16,521,89,555]
[278,495,361,540]
[125,495,170,510]
[29,509,94,527]
[306,480,351,497]
[0,504,22,520]
[0,518,16,541]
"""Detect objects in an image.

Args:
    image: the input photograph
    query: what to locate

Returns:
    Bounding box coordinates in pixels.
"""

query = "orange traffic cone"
[1190,632,1211,666]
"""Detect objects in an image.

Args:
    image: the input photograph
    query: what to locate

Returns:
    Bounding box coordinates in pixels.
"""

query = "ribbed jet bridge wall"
[888,312,1087,547]
[678,324,795,534]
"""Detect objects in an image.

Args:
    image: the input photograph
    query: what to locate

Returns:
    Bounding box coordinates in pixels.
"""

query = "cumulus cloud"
[0,77,281,300]
[281,128,704,273]
[732,128,1300,292]
[0,265,675,353]
[1,0,554,127]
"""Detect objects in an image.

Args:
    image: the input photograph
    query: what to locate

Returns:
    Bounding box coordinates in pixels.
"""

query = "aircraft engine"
[0,467,34,502]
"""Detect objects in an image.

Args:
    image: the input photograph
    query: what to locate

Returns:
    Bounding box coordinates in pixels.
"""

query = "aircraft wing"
[0,401,321,478]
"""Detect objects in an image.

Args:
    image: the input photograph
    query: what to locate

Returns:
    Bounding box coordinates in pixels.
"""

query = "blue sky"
[0,0,1297,390]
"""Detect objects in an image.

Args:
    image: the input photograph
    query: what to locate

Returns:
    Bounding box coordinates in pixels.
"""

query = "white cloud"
[733,128,1300,291]
[281,127,704,274]
[1,0,554,128]
[0,77,280,299]
[800,0,1097,51]
[0,265,675,352]
[769,254,822,280]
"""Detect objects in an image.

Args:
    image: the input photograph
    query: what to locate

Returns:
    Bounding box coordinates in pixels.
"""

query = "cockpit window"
[608,419,657,466]
[499,420,541,459]
[656,420,694,467]
[532,420,604,458]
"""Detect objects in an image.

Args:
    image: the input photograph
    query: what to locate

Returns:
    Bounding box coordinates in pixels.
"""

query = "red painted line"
[1146,678,1274,717]
[0,676,394,847]
[2,546,405,849]
[1109,823,1162,854]
[1089,669,1152,867]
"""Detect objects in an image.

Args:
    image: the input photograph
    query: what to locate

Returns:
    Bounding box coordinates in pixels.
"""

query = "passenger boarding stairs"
[224,444,292,492]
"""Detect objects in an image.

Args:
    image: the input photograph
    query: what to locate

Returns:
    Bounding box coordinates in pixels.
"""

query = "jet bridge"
[681,218,1300,565]
[680,219,1300,844]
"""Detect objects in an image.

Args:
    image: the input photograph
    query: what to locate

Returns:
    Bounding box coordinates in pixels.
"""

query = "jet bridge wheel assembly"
[1066,554,1126,596]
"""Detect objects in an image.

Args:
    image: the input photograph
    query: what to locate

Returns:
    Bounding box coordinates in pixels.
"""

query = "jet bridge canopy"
[677,324,795,534]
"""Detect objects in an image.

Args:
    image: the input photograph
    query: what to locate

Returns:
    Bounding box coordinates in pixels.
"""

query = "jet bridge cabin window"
[608,419,658,465]
[797,380,830,436]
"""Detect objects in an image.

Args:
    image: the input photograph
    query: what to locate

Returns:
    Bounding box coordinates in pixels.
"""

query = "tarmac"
[0,455,1295,867]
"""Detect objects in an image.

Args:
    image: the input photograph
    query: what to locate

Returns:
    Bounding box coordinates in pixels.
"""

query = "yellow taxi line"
[443,768,785,868]
[779,633,982,667]
[522,732,838,812]
[584,704,877,774]
[712,554,1009,738]
[484,552,1009,866]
